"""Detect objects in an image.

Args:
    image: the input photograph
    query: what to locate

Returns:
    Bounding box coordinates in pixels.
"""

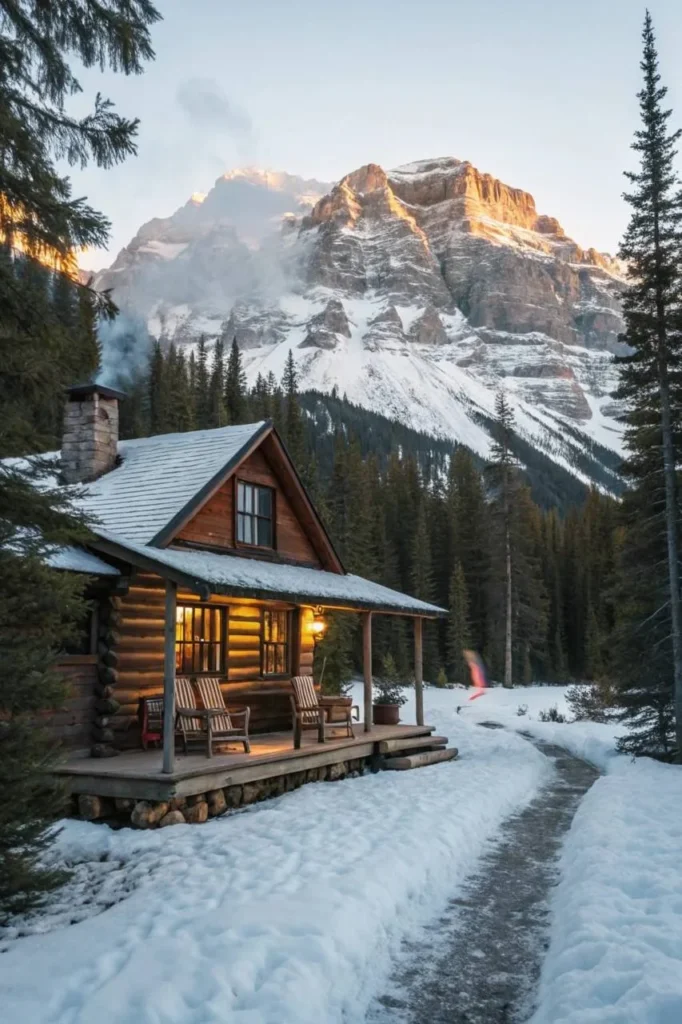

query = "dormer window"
[237,481,274,548]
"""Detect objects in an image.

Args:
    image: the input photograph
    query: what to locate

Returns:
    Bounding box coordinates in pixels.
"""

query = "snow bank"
[0,708,549,1024]
[445,682,682,1023]
[531,757,682,1024]
[457,682,626,771]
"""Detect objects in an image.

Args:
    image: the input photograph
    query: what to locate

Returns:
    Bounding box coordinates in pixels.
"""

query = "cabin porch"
[57,722,439,803]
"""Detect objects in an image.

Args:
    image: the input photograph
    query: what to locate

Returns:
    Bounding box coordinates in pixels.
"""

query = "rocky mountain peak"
[92,154,627,485]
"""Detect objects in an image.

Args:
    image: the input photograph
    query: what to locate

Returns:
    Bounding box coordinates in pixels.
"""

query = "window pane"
[264,611,271,642]
[258,487,272,517]
[257,517,272,547]
[276,646,285,674]
[244,484,253,513]
[279,612,288,640]
[175,646,182,672]
[238,482,245,512]
[237,513,245,543]
[245,516,253,545]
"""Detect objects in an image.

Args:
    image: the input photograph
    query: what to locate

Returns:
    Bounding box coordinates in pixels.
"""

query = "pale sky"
[70,0,682,270]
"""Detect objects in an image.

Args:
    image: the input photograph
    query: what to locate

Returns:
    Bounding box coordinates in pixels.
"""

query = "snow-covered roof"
[47,546,120,575]
[77,422,268,544]
[95,534,445,616]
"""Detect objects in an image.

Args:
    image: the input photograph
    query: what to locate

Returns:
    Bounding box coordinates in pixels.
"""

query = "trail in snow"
[368,733,599,1024]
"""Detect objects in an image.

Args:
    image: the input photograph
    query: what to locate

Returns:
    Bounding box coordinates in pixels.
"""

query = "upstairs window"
[237,481,274,548]
[262,610,290,676]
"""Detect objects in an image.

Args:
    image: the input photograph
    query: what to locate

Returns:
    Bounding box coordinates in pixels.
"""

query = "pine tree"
[487,392,517,686]
[208,338,227,427]
[0,0,160,920]
[448,448,489,652]
[225,337,249,424]
[613,12,682,757]
[411,499,438,680]
[447,562,471,684]
[194,336,210,428]
[281,350,305,463]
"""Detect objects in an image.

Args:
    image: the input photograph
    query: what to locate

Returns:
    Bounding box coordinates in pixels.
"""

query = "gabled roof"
[77,421,270,545]
[93,533,446,617]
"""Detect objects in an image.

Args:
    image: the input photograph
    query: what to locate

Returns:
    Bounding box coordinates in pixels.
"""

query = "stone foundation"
[71,757,369,828]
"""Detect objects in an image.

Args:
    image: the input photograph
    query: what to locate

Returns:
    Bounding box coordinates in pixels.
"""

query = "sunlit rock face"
[92,158,626,480]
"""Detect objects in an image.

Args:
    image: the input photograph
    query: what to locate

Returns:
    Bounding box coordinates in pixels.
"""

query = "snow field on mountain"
[238,290,621,480]
[0,702,549,1024]
[456,684,682,1024]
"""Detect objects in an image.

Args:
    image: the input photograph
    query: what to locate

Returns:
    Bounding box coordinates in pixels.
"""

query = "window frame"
[234,478,276,551]
[174,602,228,678]
[260,608,291,678]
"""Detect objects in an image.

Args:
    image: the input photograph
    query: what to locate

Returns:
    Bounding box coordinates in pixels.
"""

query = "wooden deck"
[57,723,437,801]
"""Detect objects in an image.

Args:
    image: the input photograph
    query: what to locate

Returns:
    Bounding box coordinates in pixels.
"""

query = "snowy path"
[368,733,599,1024]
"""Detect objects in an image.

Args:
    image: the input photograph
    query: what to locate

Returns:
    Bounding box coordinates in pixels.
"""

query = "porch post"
[162,579,177,774]
[363,611,372,733]
[414,616,424,726]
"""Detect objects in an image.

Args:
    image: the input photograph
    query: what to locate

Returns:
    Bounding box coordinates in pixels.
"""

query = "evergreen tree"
[281,350,305,463]
[194,336,210,429]
[225,337,249,424]
[0,1,159,917]
[448,448,489,652]
[487,392,517,686]
[447,562,471,685]
[208,338,227,427]
[613,12,682,757]
[411,499,438,680]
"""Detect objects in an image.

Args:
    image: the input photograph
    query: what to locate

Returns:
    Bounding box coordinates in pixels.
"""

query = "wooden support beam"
[363,611,373,733]
[162,580,177,774]
[414,616,424,727]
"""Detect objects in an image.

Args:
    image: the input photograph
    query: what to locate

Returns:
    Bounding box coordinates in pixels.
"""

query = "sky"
[71,0,682,269]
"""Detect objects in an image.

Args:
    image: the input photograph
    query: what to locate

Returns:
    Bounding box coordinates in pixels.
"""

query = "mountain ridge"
[93,156,626,489]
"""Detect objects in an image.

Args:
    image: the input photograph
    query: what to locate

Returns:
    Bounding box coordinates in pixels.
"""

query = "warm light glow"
[310,608,327,639]
[1,196,78,276]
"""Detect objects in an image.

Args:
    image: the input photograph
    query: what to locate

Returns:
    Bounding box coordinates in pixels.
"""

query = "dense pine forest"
[96,334,619,691]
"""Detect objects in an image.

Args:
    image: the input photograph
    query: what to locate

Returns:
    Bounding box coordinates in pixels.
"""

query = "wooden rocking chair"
[193,676,250,756]
[175,676,250,758]
[290,675,355,750]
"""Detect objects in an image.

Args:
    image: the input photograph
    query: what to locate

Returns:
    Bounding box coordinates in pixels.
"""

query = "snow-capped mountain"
[94,158,626,485]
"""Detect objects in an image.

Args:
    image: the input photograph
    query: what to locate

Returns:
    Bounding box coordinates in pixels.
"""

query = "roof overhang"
[90,533,446,618]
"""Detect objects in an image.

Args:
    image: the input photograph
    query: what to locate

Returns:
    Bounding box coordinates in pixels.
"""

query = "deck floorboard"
[56,723,436,800]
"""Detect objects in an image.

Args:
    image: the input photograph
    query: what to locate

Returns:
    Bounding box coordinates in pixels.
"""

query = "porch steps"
[378,735,448,754]
[384,747,459,771]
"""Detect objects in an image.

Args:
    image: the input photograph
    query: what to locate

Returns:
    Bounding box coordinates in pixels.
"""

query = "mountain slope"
[94,157,626,488]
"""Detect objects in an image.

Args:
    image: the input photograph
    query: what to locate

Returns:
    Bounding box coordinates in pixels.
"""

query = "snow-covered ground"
[455,683,682,1024]
[1,684,680,1024]
[0,692,549,1024]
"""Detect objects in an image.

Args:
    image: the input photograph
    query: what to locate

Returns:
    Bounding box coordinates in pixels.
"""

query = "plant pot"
[373,702,401,726]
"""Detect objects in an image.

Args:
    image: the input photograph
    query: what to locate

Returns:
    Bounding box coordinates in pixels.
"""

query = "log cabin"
[37,384,448,819]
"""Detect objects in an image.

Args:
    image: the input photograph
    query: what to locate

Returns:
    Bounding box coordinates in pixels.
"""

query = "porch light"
[311,608,327,641]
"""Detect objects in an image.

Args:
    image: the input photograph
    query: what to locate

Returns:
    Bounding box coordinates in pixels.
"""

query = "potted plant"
[373,654,408,726]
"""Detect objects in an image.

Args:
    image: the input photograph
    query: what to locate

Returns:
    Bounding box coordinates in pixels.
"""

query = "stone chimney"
[62,383,126,484]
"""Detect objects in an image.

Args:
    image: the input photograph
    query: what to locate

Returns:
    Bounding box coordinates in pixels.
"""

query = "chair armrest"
[176,707,202,719]
[227,707,250,726]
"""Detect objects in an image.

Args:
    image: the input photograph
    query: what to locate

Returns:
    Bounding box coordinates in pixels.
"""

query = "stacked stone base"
[72,757,368,828]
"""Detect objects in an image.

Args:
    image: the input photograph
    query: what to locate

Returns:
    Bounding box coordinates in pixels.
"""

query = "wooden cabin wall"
[176,448,321,567]
[114,572,166,747]
[46,658,97,751]
[112,572,318,747]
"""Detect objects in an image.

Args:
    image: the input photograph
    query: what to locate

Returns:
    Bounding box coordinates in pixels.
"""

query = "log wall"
[176,448,321,566]
[44,657,98,751]
[112,572,317,747]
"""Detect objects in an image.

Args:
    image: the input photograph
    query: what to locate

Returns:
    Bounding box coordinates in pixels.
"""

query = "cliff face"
[93,157,626,481]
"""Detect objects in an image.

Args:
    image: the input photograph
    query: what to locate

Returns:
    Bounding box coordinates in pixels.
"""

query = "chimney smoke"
[62,383,126,484]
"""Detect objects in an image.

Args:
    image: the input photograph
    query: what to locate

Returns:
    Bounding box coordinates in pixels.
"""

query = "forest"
[104,333,621,694]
